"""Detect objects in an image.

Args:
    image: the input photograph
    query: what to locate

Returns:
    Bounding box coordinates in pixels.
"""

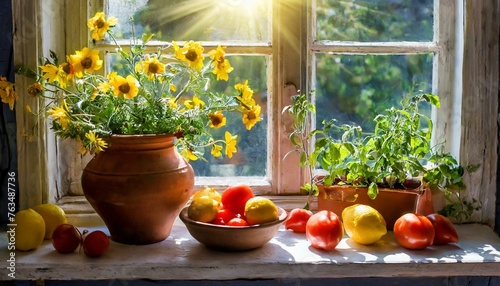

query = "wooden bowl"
[179,207,288,251]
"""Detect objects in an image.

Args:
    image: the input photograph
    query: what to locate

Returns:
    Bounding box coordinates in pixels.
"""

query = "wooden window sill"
[2,220,500,281]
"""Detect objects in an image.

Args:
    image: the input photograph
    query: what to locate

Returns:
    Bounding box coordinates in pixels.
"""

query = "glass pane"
[316,0,434,42]
[106,54,269,177]
[189,56,268,177]
[315,53,433,134]
[107,0,270,42]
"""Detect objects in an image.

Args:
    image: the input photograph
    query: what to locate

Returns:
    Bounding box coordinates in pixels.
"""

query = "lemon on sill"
[244,197,278,225]
[342,204,387,245]
[32,203,67,239]
[14,208,46,251]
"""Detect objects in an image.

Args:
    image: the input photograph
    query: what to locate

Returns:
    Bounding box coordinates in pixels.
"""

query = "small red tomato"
[221,185,254,216]
[285,208,313,233]
[227,217,249,227]
[214,208,237,224]
[394,213,435,250]
[426,213,459,245]
[306,210,344,250]
[211,216,226,225]
[83,230,110,257]
[52,224,82,254]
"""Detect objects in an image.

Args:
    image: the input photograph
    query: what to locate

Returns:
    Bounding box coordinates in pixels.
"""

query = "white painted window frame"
[12,0,498,227]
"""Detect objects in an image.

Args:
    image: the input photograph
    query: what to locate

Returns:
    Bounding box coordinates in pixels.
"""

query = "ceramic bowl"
[179,206,288,251]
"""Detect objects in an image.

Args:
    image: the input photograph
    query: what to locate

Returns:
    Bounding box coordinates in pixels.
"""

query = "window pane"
[190,56,268,177]
[316,0,434,42]
[106,54,269,177]
[107,0,270,42]
[315,53,433,133]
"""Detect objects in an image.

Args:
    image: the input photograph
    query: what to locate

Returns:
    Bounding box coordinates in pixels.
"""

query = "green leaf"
[142,33,155,44]
[368,182,379,200]
[423,93,441,108]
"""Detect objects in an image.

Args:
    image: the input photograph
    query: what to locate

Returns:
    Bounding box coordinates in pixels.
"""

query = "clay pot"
[317,181,424,230]
[81,134,194,245]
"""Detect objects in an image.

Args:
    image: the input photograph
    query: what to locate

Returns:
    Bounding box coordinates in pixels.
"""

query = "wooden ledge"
[1,221,499,281]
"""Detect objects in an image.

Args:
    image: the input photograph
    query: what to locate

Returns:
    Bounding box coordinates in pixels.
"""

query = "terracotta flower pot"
[81,134,194,245]
[317,181,424,230]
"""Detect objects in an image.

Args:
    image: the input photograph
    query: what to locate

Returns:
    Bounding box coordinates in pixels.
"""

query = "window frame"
[12,0,498,227]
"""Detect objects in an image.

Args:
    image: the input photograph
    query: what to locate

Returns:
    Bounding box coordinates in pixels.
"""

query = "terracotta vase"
[317,181,424,230]
[81,134,194,245]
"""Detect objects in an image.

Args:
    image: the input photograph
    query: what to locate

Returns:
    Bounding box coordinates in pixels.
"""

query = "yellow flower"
[209,45,226,63]
[212,59,233,81]
[28,82,43,97]
[173,41,205,71]
[47,101,70,130]
[110,75,139,99]
[169,84,177,92]
[85,131,108,153]
[60,60,76,86]
[242,105,262,130]
[211,144,223,157]
[40,64,65,84]
[137,56,165,79]
[69,47,103,77]
[208,111,226,128]
[235,80,255,107]
[0,77,17,110]
[87,12,118,41]
[224,131,238,158]
[166,97,178,109]
[98,82,111,93]
[180,148,198,162]
[209,46,233,81]
[184,95,205,109]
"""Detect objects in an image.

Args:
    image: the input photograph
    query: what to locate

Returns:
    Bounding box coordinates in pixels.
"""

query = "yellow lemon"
[14,209,46,251]
[192,187,221,204]
[244,197,278,225]
[188,195,220,223]
[342,204,387,245]
[32,203,67,239]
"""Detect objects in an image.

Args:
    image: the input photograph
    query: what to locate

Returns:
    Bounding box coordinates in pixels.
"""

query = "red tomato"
[83,230,110,257]
[227,217,249,227]
[305,210,344,250]
[221,185,254,215]
[52,224,82,254]
[216,208,237,224]
[426,213,459,245]
[285,208,313,233]
[394,213,435,250]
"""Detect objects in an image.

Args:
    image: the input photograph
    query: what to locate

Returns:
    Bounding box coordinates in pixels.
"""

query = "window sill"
[3,220,500,280]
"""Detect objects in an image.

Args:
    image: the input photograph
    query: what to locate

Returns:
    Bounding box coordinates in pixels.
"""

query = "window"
[12,0,497,226]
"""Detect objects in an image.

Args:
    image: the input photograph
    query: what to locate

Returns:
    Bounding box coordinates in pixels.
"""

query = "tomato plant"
[221,184,254,215]
[285,208,313,233]
[305,210,344,250]
[52,224,82,254]
[394,213,435,250]
[83,230,110,257]
[426,213,459,245]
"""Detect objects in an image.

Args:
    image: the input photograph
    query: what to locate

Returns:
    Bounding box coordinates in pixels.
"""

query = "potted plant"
[14,12,262,244]
[284,91,478,228]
